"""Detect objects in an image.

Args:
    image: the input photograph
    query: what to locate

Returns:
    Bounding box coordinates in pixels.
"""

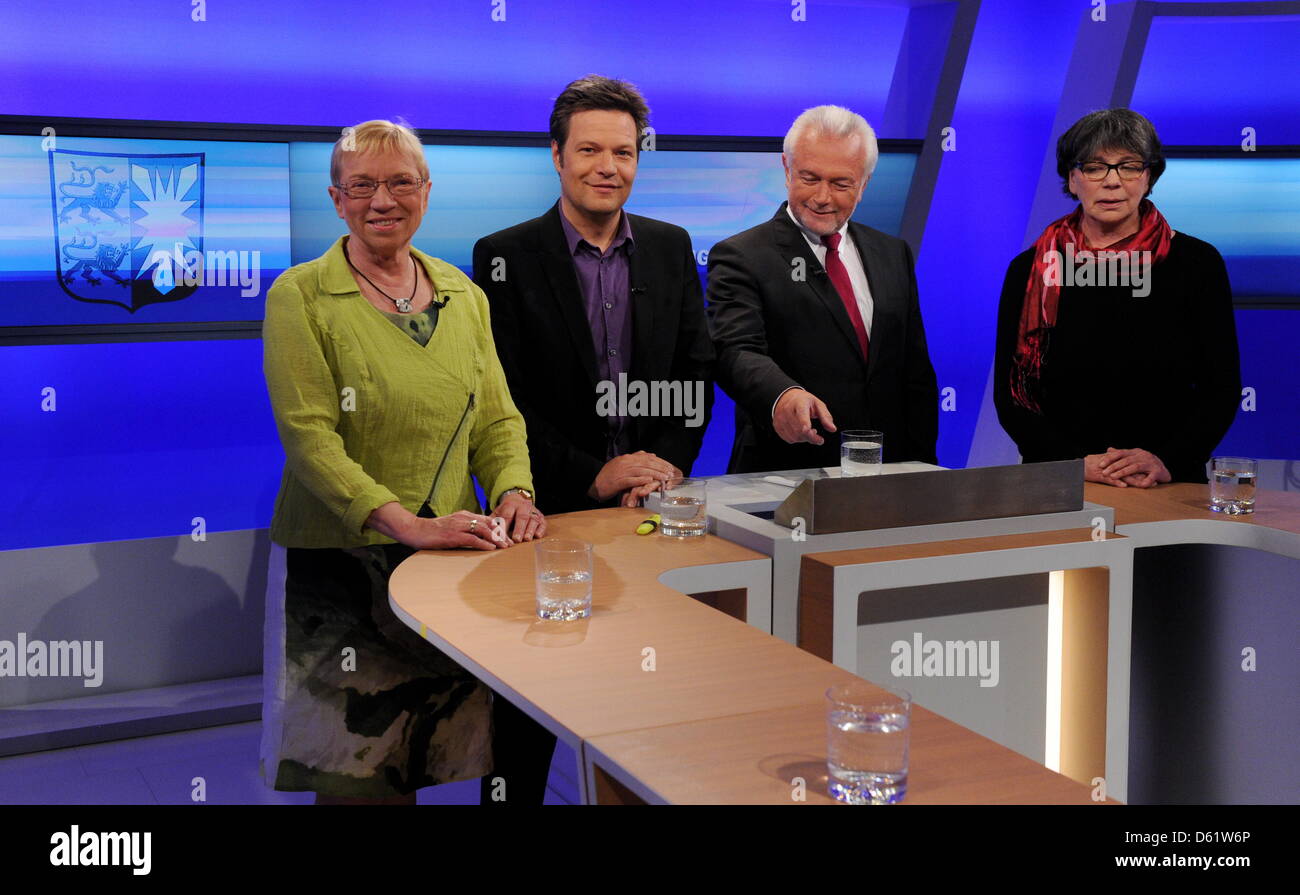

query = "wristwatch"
[498,487,534,503]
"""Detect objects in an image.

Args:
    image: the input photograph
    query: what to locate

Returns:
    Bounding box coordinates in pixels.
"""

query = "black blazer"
[706,203,938,473]
[473,203,714,514]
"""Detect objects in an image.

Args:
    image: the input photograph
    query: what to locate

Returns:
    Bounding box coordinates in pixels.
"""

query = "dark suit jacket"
[473,203,714,514]
[707,203,938,473]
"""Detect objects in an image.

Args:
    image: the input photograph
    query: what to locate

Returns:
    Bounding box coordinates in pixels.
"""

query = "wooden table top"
[390,508,859,742]
[587,701,1107,805]
[1084,482,1300,532]
[391,506,1104,804]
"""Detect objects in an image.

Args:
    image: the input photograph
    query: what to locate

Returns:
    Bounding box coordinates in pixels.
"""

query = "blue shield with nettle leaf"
[50,149,205,312]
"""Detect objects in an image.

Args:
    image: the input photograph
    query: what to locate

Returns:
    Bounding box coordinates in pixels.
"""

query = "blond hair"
[330,119,429,185]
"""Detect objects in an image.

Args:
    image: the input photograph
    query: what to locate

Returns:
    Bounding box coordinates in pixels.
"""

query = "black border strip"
[1150,0,1300,15]
[1164,144,1300,157]
[0,115,922,153]
[1,322,264,345]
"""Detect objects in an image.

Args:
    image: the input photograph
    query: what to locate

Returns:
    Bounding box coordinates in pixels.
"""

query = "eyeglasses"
[1074,161,1149,181]
[334,176,425,198]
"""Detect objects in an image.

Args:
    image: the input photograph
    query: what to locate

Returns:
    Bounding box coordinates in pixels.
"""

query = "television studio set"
[0,0,1295,872]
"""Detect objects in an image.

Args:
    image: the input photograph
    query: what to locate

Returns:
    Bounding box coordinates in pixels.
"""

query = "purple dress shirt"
[558,206,635,459]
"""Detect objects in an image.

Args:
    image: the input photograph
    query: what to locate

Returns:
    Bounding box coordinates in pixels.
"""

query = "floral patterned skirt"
[259,543,492,798]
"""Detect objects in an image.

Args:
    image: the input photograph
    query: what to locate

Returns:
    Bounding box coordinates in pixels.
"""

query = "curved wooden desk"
[1086,481,1300,547]
[389,508,1103,804]
[796,483,1300,804]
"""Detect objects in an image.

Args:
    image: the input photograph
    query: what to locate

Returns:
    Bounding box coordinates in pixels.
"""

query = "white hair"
[783,105,879,177]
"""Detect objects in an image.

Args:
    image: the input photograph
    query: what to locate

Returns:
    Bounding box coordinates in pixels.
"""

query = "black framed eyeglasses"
[334,176,426,198]
[1074,161,1149,181]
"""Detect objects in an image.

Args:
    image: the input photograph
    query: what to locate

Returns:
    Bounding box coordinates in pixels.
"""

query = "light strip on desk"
[1045,569,1065,772]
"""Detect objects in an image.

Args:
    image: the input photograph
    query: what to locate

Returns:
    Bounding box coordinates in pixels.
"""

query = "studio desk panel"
[795,482,1300,805]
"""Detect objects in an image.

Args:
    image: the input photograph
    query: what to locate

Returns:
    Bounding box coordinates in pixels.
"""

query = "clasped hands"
[588,450,683,508]
[1085,447,1171,489]
[367,492,546,551]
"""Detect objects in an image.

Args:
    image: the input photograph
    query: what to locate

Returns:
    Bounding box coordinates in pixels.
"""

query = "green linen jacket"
[264,236,534,548]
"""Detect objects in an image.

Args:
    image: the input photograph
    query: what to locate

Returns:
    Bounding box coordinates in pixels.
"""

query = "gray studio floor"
[0,722,578,805]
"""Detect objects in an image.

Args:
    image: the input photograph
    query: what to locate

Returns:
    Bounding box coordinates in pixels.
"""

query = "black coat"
[473,203,714,514]
[993,232,1241,482]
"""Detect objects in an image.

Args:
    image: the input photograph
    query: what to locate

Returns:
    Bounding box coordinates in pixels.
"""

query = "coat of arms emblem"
[49,149,205,312]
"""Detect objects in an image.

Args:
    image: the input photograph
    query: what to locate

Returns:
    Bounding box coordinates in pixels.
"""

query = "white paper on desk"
[762,475,800,488]
[821,463,946,477]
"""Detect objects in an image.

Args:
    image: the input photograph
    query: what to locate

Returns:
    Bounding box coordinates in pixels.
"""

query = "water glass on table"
[841,430,883,477]
[660,477,708,538]
[534,539,593,620]
[1210,456,1257,515]
[826,681,911,805]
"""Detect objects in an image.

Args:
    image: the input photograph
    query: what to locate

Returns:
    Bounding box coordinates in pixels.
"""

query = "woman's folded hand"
[493,492,546,543]
[367,502,508,550]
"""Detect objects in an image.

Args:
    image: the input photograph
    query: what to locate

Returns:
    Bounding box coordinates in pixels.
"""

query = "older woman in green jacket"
[260,119,543,804]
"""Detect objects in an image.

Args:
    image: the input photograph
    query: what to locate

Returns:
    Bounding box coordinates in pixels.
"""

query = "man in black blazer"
[708,105,938,473]
[472,75,713,805]
[473,77,713,517]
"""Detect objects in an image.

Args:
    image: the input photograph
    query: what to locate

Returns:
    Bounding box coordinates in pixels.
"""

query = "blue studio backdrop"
[1,0,1296,554]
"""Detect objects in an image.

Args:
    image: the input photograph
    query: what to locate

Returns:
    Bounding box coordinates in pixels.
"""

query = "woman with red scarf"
[994,109,1241,487]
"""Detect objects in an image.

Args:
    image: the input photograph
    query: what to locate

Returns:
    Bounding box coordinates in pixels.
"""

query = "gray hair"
[1056,108,1165,199]
[783,105,879,177]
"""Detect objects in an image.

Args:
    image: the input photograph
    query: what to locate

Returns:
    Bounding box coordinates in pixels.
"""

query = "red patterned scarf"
[1010,199,1173,413]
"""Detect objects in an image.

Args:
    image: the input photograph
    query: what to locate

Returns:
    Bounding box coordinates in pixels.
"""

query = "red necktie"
[823,232,869,362]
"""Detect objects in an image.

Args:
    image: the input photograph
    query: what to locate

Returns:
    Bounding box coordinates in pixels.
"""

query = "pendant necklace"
[344,240,418,312]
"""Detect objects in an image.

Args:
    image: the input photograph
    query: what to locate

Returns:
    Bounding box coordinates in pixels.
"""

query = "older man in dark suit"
[707,105,938,473]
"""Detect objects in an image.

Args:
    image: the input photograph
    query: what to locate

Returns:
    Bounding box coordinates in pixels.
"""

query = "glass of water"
[826,681,910,805]
[534,539,593,620]
[1210,456,1257,515]
[841,430,883,477]
[660,477,707,538]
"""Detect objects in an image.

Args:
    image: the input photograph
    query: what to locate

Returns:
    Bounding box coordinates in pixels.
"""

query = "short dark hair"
[549,75,650,154]
[1056,108,1166,199]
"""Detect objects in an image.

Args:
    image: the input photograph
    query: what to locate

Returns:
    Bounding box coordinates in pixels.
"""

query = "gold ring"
[469,518,478,531]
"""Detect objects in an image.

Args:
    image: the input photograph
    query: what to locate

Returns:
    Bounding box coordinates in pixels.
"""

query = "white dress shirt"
[785,204,874,338]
